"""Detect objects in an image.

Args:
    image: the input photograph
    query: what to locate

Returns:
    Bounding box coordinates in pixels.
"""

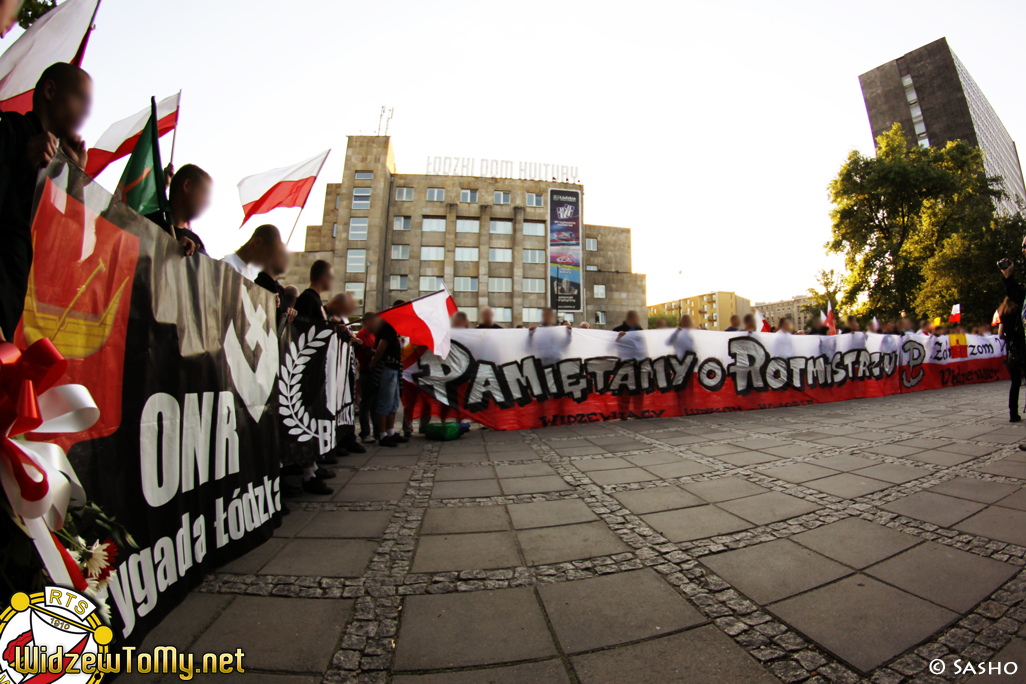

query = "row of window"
[388,187,543,206]
[385,273,606,300]
[336,217,600,250]
[389,245,547,263]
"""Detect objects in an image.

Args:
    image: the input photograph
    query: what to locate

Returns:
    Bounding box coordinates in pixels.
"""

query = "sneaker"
[378,435,398,448]
[391,433,410,443]
[345,441,367,454]
[302,478,333,495]
[314,466,336,480]
[318,455,339,465]
[361,434,376,443]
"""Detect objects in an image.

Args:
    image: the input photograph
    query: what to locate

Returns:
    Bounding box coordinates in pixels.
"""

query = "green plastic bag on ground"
[425,423,462,441]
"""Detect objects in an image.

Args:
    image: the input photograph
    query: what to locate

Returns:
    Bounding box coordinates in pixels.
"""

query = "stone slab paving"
[126,382,1026,683]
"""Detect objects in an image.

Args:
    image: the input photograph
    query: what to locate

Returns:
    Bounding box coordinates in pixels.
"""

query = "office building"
[647,292,751,331]
[753,295,812,330]
[283,136,647,329]
[859,37,1026,214]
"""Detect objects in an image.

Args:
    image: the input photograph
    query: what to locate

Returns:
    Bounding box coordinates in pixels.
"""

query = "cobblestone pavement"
[125,383,1026,684]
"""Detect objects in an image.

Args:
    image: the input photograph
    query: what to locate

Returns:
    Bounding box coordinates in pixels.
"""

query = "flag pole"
[168,90,182,167]
[285,150,331,245]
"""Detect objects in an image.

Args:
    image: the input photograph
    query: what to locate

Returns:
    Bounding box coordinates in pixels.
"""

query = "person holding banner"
[295,259,332,321]
[146,163,212,256]
[0,62,92,340]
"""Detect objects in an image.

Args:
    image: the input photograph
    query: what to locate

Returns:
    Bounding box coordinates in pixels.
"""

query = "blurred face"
[318,266,335,291]
[542,309,557,326]
[0,0,22,38]
[656,320,668,328]
[183,177,212,222]
[743,316,755,332]
[269,241,289,275]
[779,319,794,334]
[41,71,92,138]
[678,315,693,329]
[730,315,740,328]
[480,307,493,325]
[626,311,639,327]
[363,315,379,333]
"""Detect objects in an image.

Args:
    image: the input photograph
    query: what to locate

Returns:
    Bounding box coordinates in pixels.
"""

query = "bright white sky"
[10,0,1026,305]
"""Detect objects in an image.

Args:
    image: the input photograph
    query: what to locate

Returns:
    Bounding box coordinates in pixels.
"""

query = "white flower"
[80,540,111,578]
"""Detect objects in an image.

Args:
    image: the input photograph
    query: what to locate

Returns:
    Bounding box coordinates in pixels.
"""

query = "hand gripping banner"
[404,327,1009,431]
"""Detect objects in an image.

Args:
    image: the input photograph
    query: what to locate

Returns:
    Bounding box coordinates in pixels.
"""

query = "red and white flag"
[0,0,99,113]
[378,286,458,359]
[825,302,837,335]
[753,308,771,332]
[993,309,1001,327]
[237,149,330,226]
[84,92,180,177]
[949,304,961,323]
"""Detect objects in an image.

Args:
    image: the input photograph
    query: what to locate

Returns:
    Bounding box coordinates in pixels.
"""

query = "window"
[455,247,479,261]
[355,171,373,180]
[335,194,340,210]
[561,313,575,323]
[347,249,366,273]
[423,217,446,232]
[422,246,445,261]
[494,191,510,205]
[352,187,371,209]
[586,264,598,272]
[394,216,411,231]
[456,219,479,233]
[523,221,546,236]
[391,244,409,259]
[594,284,606,299]
[523,278,545,293]
[332,222,338,238]
[460,189,478,203]
[489,248,512,262]
[396,187,413,201]
[595,311,606,325]
[390,275,408,290]
[489,220,513,234]
[494,307,512,323]
[523,308,543,323]
[526,193,544,207]
[586,238,597,251]
[454,277,478,292]
[463,306,478,322]
[427,187,444,202]
[490,277,512,292]
[523,249,545,264]
[345,282,365,306]
[420,276,443,291]
[348,218,368,240]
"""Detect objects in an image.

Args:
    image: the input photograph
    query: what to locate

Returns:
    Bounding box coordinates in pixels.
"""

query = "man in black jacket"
[146,163,211,256]
[295,259,333,321]
[0,62,91,340]
[613,310,642,335]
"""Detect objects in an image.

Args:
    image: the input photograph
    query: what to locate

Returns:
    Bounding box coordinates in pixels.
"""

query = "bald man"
[221,224,281,282]
[0,62,92,340]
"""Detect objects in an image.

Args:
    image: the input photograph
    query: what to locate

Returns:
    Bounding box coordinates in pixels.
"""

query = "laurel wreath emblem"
[278,327,334,442]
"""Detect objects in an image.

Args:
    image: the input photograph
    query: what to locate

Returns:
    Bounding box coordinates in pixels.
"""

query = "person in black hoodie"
[146,163,211,256]
[0,62,91,340]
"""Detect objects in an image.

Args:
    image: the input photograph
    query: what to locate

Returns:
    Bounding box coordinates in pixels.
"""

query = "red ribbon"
[0,339,67,504]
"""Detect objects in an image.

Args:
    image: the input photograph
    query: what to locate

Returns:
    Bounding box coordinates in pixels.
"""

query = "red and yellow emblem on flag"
[15,177,140,451]
[949,334,968,359]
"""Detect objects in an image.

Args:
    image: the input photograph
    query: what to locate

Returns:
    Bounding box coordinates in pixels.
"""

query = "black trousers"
[1009,356,1023,416]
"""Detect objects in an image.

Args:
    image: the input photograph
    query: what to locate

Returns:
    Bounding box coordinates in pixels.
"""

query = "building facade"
[283,136,646,328]
[753,295,812,330]
[647,291,751,331]
[859,37,1026,214]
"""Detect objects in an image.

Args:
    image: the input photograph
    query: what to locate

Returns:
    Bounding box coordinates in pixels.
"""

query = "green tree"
[916,213,1026,325]
[648,313,678,329]
[801,269,844,320]
[826,123,1001,319]
[18,0,56,29]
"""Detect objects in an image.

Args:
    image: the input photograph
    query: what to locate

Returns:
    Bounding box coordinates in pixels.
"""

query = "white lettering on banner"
[425,154,580,182]
[140,391,239,507]
[108,474,279,638]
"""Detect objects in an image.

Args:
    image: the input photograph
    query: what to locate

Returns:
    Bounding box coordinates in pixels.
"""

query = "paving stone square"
[537,569,705,653]
[166,383,1026,683]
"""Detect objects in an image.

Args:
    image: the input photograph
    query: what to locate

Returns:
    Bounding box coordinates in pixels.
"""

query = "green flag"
[115,96,170,217]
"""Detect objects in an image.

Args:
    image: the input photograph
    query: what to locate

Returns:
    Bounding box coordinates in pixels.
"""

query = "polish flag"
[84,92,180,177]
[378,286,459,359]
[237,150,330,226]
[753,308,771,332]
[825,302,837,335]
[0,0,100,113]
[949,304,961,323]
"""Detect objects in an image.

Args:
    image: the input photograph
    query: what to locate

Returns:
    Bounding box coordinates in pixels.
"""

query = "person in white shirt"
[221,224,281,282]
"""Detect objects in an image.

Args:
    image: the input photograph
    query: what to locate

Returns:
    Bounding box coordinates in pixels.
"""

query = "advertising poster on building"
[548,188,583,312]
